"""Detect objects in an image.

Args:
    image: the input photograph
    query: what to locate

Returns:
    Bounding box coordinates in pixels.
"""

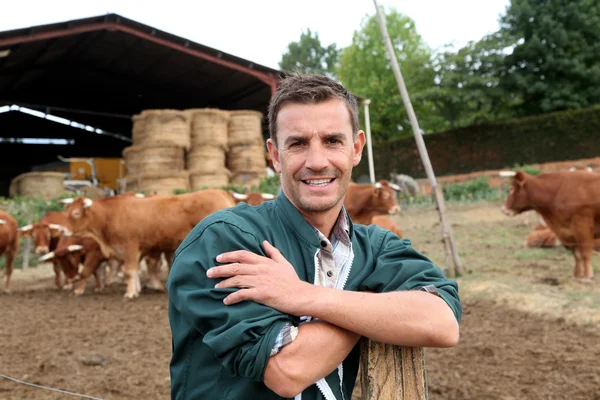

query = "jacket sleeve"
[167,219,293,382]
[359,232,462,322]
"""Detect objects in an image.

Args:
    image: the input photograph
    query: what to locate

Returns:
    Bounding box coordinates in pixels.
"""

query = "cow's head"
[64,197,94,233]
[39,244,84,280]
[19,222,67,255]
[372,180,401,215]
[231,192,276,206]
[502,171,532,216]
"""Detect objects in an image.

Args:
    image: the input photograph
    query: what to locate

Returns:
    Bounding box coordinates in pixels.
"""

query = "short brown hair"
[268,74,359,145]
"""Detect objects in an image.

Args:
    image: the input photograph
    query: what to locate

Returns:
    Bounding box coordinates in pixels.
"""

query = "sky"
[2,0,510,70]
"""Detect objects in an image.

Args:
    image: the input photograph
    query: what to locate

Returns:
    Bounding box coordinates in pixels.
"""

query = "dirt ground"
[1,201,600,399]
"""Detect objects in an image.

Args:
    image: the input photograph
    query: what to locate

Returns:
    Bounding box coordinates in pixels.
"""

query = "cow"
[19,211,70,289]
[389,173,420,198]
[502,171,600,280]
[344,180,401,225]
[64,189,236,298]
[524,224,561,248]
[230,192,276,206]
[0,211,19,293]
[370,215,404,238]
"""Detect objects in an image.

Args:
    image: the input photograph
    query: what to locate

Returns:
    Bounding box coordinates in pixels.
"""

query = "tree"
[422,32,518,130]
[499,0,600,116]
[279,29,340,77]
[336,9,442,140]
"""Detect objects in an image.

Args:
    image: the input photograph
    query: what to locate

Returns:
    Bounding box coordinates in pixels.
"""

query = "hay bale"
[228,110,264,146]
[125,171,189,196]
[227,144,267,173]
[136,109,191,149]
[230,171,265,189]
[9,172,65,199]
[189,170,230,190]
[188,108,230,150]
[131,114,146,143]
[123,142,185,175]
[186,145,226,173]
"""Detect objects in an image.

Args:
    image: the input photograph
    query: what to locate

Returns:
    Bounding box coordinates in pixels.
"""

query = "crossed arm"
[208,241,460,397]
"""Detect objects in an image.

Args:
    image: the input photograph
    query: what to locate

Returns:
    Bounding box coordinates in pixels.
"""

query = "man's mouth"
[302,178,335,187]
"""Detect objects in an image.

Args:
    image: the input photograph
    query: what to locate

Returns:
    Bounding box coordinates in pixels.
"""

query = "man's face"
[267,99,365,214]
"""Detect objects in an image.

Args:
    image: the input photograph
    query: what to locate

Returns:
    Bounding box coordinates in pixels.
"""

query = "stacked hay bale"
[187,109,231,190]
[123,110,190,195]
[9,172,66,199]
[227,110,267,189]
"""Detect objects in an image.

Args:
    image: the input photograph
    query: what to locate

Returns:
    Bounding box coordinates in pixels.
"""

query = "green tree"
[499,0,600,116]
[279,29,340,77]
[336,9,442,140]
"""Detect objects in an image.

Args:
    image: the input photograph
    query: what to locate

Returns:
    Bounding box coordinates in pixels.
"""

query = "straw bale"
[188,108,230,150]
[125,171,189,196]
[136,109,191,149]
[189,170,230,190]
[227,144,267,173]
[122,142,185,175]
[9,172,66,199]
[131,114,145,143]
[230,171,266,190]
[228,110,264,146]
[186,145,226,173]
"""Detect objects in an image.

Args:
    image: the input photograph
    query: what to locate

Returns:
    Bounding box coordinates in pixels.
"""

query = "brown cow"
[502,171,600,280]
[19,211,70,289]
[524,224,561,248]
[0,211,19,293]
[64,189,236,298]
[344,180,401,224]
[370,215,404,238]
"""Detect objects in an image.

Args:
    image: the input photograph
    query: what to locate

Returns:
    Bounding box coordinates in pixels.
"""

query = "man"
[167,74,461,399]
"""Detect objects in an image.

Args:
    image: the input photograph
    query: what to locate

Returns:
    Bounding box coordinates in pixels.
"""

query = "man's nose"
[305,145,329,171]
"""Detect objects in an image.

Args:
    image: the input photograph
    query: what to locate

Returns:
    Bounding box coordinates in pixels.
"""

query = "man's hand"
[207,240,314,315]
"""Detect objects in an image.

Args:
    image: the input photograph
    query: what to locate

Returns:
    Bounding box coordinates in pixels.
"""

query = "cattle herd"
[0,180,403,298]
[2,168,598,298]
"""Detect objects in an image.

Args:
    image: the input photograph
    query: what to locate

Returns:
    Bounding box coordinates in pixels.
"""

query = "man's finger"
[262,241,287,263]
[223,288,257,305]
[207,263,258,278]
[217,250,268,264]
[215,275,256,290]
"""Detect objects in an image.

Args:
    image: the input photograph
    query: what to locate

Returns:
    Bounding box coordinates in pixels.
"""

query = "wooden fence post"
[359,339,427,400]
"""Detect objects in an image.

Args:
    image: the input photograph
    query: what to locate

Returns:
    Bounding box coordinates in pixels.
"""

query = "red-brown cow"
[0,211,19,293]
[344,180,401,224]
[370,215,404,238]
[64,189,236,298]
[19,211,71,289]
[524,224,561,248]
[503,171,600,280]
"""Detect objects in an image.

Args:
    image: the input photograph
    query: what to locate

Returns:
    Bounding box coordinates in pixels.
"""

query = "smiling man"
[167,74,461,400]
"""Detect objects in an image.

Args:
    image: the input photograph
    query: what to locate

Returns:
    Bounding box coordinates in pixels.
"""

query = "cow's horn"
[19,224,33,231]
[67,245,84,252]
[135,193,145,198]
[39,252,55,262]
[60,198,75,204]
[48,223,63,231]
[0,219,6,225]
[389,183,402,191]
[261,193,276,200]
[231,192,248,200]
[374,182,382,188]
[83,198,93,208]
[499,171,517,177]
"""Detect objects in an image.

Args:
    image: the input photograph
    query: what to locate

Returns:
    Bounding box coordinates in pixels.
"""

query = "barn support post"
[372,0,463,277]
[22,214,32,270]
[363,99,376,184]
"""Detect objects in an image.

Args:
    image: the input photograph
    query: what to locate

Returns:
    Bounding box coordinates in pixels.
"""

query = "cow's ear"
[515,171,526,186]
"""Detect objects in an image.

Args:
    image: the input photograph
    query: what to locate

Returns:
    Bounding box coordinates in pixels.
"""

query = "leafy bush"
[252,175,281,195]
[442,178,500,202]
[514,163,541,175]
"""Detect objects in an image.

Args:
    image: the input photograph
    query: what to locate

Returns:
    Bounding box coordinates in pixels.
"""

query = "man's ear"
[267,139,281,173]
[353,131,366,166]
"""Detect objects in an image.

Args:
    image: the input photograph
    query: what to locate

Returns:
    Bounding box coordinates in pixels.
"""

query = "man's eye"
[326,139,341,144]
[290,142,304,147]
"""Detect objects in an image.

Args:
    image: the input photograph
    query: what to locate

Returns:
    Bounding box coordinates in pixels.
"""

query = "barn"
[0,13,283,196]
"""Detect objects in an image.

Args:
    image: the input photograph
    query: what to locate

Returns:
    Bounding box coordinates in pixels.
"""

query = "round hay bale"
[125,171,189,196]
[189,170,230,190]
[136,109,191,149]
[123,142,185,175]
[186,145,226,173]
[227,144,267,173]
[188,108,230,150]
[230,171,266,189]
[131,113,145,143]
[9,172,65,199]
[228,110,264,146]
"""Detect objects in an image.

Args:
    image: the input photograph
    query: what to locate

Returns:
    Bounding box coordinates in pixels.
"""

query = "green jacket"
[167,193,461,400]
